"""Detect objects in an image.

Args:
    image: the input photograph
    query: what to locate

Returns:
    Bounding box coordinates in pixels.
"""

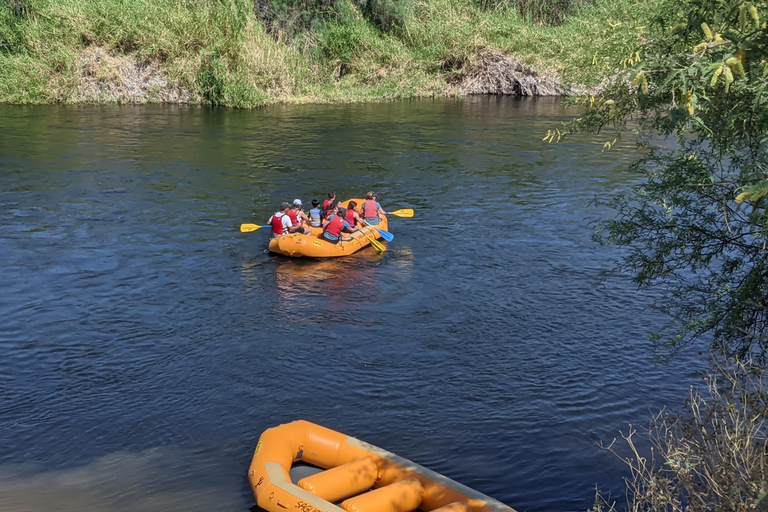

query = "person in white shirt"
[267,202,295,238]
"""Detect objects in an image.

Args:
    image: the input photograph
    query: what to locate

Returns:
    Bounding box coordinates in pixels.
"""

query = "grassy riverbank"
[0,0,662,106]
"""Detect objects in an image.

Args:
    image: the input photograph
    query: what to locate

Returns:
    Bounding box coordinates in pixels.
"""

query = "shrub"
[253,0,342,39]
[591,360,768,512]
[358,0,410,32]
[475,0,594,26]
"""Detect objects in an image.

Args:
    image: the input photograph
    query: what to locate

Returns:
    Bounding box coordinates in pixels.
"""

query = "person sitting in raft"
[286,199,311,235]
[322,206,359,244]
[344,201,365,228]
[267,202,299,238]
[322,191,336,211]
[360,191,387,225]
[291,199,312,233]
[308,199,322,228]
[321,191,336,220]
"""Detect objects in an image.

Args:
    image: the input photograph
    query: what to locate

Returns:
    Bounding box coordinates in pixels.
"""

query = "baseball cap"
[279,202,290,210]
[293,199,302,206]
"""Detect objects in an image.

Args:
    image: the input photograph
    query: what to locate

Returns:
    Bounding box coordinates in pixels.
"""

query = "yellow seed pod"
[724,66,734,92]
[635,51,641,61]
[604,99,615,106]
[740,4,747,30]
[713,33,724,43]
[735,192,750,203]
[726,56,745,76]
[687,104,694,115]
[701,22,713,40]
[711,65,723,86]
[669,23,686,34]
[693,42,708,53]
[641,75,648,94]
[736,47,746,67]
[747,3,758,25]
[683,91,692,103]
[542,130,551,142]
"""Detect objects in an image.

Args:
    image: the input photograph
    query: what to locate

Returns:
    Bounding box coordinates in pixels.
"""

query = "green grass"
[0,0,664,106]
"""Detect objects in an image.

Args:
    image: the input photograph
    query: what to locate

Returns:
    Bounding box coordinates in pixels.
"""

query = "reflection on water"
[272,249,413,318]
[0,98,705,512]
[0,449,243,512]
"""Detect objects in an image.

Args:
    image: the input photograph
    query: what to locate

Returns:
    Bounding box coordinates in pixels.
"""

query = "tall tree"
[555,0,768,360]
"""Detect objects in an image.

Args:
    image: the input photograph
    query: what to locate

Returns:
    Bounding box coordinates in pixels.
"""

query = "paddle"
[359,227,386,252]
[375,228,395,242]
[240,223,262,233]
[388,209,414,218]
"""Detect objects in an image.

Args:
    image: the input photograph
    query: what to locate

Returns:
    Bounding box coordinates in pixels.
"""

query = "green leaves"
[569,0,768,359]
[735,180,768,204]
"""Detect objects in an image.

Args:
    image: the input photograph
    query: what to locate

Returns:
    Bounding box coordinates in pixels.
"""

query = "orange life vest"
[363,199,378,218]
[344,209,356,227]
[324,215,344,237]
[270,213,286,235]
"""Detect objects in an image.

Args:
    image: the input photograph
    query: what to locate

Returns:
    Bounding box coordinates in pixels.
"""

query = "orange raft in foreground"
[247,420,517,512]
[268,199,389,258]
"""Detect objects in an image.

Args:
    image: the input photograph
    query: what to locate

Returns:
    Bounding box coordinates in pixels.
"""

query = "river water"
[0,98,705,512]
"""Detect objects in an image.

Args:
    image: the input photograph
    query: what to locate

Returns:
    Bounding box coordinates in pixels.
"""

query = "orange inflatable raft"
[268,199,389,258]
[247,420,517,512]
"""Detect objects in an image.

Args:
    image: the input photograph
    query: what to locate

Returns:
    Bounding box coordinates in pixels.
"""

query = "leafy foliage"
[358,0,411,32]
[252,0,342,39]
[2,0,32,18]
[474,0,593,26]
[566,0,768,359]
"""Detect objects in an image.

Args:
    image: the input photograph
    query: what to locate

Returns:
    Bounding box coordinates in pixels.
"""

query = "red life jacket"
[344,209,356,226]
[323,198,334,210]
[271,213,286,235]
[325,215,344,237]
[363,199,378,218]
[286,209,298,226]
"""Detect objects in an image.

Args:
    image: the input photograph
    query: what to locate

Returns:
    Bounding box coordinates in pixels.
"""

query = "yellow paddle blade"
[389,209,414,218]
[360,227,386,252]
[240,223,262,233]
[371,238,386,252]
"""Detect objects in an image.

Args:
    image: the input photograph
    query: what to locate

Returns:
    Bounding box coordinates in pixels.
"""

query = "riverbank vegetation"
[565,0,768,508]
[1,0,662,106]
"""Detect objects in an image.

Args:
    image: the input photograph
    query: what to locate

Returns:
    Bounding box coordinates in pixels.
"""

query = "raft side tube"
[345,437,513,512]
[263,461,346,512]
[341,477,424,512]
[429,501,474,512]
[300,421,366,468]
[298,458,378,502]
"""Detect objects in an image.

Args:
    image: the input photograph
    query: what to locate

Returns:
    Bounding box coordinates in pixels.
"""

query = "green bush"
[253,0,343,39]
[3,0,32,18]
[475,0,594,25]
[358,0,410,32]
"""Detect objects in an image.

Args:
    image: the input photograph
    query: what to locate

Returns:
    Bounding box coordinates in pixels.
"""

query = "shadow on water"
[0,97,706,512]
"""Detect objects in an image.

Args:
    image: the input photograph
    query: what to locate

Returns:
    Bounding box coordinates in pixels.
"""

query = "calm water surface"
[0,98,705,512]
